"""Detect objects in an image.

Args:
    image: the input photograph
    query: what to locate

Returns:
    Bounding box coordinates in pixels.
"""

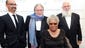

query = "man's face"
[62,2,70,12]
[34,5,44,16]
[6,0,17,13]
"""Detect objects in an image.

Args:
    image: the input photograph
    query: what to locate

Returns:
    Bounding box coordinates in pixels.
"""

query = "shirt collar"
[8,12,16,16]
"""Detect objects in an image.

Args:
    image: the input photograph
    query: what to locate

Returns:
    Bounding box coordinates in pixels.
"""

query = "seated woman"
[41,15,71,48]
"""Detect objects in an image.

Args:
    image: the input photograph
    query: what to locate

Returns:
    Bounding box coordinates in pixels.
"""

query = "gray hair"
[47,15,60,25]
[34,4,44,11]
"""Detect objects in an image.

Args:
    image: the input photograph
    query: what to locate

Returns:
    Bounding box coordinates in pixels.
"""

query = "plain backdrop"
[0,0,85,48]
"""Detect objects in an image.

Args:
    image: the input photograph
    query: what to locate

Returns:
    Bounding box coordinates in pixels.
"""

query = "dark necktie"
[13,15,18,28]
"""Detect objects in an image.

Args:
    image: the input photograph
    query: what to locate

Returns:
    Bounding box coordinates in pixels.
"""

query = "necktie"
[13,15,18,28]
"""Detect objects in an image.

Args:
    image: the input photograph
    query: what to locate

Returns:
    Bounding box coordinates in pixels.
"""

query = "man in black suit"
[57,2,82,48]
[0,0,26,48]
[25,4,48,48]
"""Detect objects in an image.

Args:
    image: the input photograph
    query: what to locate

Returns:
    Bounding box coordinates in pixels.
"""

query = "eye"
[7,3,16,5]
[49,23,57,25]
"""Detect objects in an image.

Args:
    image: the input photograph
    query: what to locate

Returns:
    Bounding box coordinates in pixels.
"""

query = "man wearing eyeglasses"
[57,2,82,48]
[25,4,49,48]
[0,0,26,48]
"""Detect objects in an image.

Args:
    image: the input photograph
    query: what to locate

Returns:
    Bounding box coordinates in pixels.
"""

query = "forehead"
[7,0,16,4]
[63,2,70,6]
[35,5,43,9]
[49,19,57,23]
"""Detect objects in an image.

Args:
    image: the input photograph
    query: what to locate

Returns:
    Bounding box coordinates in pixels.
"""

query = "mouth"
[12,7,16,10]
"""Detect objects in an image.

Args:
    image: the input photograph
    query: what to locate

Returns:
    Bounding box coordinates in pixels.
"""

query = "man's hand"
[77,40,82,45]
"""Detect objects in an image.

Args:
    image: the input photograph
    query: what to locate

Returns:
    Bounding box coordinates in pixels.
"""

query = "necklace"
[48,29,60,38]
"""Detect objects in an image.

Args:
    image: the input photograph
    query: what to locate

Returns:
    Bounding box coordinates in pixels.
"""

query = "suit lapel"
[41,18,44,31]
[61,14,69,29]
[62,13,75,30]
[16,15,20,28]
[70,13,74,29]
[6,13,16,29]
[62,17,68,26]
[41,16,45,32]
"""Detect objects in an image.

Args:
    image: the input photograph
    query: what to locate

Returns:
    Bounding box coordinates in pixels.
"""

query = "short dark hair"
[6,0,8,4]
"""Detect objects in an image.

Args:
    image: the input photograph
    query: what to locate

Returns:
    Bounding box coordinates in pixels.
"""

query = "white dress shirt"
[65,16,71,29]
[36,21,42,31]
[8,12,18,27]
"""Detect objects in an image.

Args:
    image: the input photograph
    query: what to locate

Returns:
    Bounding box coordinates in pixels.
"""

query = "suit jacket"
[57,13,82,48]
[25,16,49,48]
[0,13,26,48]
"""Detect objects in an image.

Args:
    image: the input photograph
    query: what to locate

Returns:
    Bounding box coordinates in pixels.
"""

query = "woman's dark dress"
[41,29,69,48]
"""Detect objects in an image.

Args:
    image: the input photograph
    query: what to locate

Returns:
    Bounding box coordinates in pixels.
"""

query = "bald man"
[57,2,82,48]
[0,0,26,48]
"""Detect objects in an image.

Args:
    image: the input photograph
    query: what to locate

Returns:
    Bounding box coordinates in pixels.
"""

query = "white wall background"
[0,0,85,48]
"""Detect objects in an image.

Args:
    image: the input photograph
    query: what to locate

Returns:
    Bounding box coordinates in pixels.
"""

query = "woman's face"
[49,19,58,32]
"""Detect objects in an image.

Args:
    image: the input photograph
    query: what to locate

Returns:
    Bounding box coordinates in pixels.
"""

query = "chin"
[51,29,56,32]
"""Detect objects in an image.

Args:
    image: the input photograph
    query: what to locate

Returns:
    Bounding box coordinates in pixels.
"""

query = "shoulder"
[57,13,63,19]
[43,16,48,19]
[72,13,79,16]
[60,29,65,35]
[72,13,80,19]
[0,14,8,23]
[17,14,23,18]
[0,14,9,20]
[27,15,31,18]
[42,30,48,35]
[41,16,47,21]
[1,13,8,17]
[44,16,47,18]
[17,14,24,20]
[25,15,31,21]
[57,13,62,16]
[0,16,2,21]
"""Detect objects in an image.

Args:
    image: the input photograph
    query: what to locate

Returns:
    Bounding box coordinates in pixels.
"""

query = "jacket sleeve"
[0,17,7,47]
[24,16,31,47]
[19,16,27,47]
[76,14,82,41]
[24,16,30,31]
[64,37,72,48]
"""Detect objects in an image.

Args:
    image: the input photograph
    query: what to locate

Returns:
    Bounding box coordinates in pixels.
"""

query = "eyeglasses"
[63,5,70,7]
[7,3,16,5]
[49,23,57,25]
[35,9,43,11]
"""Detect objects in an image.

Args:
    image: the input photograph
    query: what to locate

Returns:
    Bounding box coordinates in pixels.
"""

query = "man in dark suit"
[0,0,26,48]
[57,2,82,48]
[25,4,48,48]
